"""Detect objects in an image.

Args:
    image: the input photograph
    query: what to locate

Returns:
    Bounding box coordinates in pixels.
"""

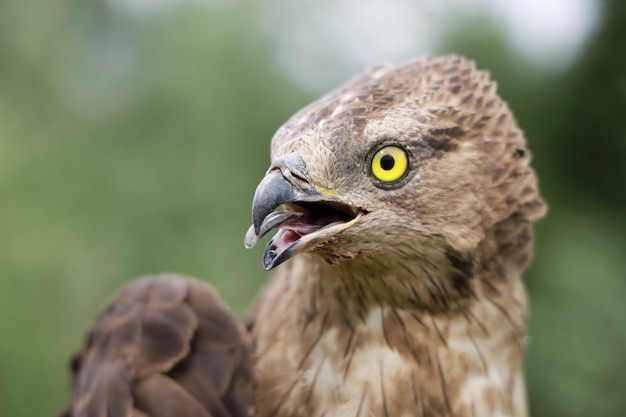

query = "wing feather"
[58,274,252,417]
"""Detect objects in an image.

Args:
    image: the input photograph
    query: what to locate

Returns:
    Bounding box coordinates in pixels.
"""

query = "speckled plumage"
[59,55,545,417]
[248,55,546,417]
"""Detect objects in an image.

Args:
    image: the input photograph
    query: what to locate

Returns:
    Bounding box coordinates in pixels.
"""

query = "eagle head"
[245,56,546,287]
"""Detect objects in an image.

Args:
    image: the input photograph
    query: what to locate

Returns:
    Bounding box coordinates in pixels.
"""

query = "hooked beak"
[244,152,363,270]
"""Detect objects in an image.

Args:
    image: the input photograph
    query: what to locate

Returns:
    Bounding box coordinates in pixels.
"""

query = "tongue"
[263,219,326,269]
[245,211,306,249]
[245,207,350,253]
[278,217,325,235]
[244,209,334,250]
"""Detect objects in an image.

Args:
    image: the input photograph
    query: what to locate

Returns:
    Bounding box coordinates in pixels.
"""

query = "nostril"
[283,168,310,188]
[270,152,311,182]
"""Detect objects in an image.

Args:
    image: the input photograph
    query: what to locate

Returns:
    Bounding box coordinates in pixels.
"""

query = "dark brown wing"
[58,274,252,417]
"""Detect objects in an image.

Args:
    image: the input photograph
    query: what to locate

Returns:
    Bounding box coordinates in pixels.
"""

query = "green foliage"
[0,1,624,416]
[0,2,311,414]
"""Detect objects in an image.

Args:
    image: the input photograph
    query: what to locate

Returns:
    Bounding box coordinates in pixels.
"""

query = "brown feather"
[58,274,252,417]
[248,55,545,417]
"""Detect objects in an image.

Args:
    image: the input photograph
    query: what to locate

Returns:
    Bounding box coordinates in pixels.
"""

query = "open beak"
[244,152,363,270]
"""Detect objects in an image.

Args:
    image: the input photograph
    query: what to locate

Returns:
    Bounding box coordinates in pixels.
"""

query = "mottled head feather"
[251,56,546,417]
[270,55,545,283]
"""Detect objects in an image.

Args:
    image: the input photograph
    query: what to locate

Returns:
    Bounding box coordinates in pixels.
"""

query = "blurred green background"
[1,0,624,416]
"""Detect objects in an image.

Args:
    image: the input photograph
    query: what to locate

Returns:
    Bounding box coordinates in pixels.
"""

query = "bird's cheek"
[441,228,485,254]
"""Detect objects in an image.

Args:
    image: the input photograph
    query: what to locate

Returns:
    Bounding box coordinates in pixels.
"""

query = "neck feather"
[250,254,529,417]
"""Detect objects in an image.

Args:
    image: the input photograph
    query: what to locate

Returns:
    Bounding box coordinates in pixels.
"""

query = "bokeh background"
[1,0,624,415]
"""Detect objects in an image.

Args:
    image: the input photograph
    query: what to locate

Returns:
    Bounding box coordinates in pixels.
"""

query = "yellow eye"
[371,146,409,183]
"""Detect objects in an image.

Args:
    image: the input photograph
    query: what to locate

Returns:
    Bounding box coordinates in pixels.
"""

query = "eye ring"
[370,145,410,185]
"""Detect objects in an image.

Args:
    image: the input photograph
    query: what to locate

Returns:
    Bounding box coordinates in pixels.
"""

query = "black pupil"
[380,154,395,170]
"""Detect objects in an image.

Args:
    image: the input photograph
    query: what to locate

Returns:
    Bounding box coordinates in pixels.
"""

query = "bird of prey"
[59,55,546,417]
